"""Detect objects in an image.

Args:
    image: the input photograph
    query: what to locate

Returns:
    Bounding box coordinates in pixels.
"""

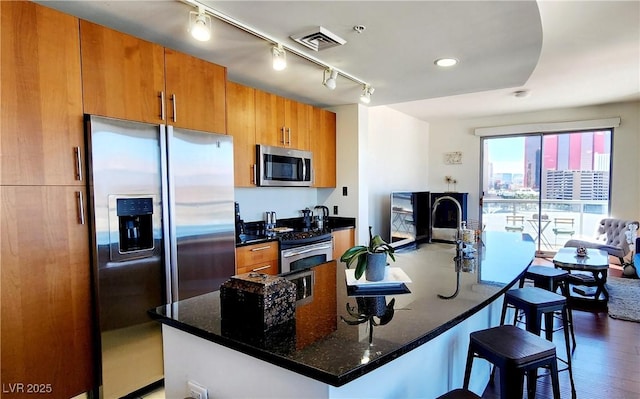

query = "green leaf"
[354,254,368,280]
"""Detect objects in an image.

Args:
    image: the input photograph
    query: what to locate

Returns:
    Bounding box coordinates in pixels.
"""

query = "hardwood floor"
[481,261,640,399]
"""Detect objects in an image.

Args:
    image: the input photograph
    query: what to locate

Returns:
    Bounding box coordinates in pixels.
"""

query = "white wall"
[366,106,430,241]
[427,100,640,222]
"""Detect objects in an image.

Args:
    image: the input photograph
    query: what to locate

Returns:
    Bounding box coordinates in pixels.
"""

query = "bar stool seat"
[500,287,577,398]
[436,388,481,399]
[520,265,569,291]
[463,325,560,399]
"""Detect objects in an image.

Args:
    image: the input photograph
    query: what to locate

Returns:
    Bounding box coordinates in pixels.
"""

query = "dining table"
[552,247,610,304]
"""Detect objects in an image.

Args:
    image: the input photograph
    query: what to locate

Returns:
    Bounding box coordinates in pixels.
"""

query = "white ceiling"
[40,0,640,121]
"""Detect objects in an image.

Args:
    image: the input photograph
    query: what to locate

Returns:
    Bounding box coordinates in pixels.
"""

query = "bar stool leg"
[463,346,474,390]
[549,357,561,399]
[526,368,538,398]
[501,367,525,399]
[561,304,577,399]
[559,281,577,351]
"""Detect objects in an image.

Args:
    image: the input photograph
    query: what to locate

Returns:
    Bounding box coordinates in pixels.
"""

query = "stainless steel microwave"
[256,145,313,187]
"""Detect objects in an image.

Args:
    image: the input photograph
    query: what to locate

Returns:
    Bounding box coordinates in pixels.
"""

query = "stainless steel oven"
[280,238,333,273]
[283,269,315,306]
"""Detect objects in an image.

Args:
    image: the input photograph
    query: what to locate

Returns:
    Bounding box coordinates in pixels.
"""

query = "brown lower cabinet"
[1,186,93,398]
[235,241,280,275]
[332,228,355,261]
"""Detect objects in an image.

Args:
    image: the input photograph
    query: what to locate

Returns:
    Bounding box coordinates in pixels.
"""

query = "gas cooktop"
[278,229,332,249]
[278,230,327,241]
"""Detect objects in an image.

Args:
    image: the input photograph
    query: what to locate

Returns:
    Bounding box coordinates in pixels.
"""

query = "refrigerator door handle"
[160,125,177,303]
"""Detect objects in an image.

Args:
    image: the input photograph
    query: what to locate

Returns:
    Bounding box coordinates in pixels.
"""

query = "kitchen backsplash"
[235,187,327,222]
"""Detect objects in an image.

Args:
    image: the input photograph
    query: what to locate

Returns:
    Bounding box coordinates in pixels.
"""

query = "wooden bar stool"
[463,325,560,399]
[519,265,577,350]
[500,287,577,398]
[436,388,481,399]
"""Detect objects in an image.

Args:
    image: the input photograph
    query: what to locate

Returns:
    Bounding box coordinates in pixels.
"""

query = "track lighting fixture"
[323,68,338,90]
[189,6,212,41]
[359,84,374,104]
[183,0,373,100]
[272,44,287,71]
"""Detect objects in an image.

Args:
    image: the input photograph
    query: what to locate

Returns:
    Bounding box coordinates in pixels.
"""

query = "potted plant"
[340,226,396,281]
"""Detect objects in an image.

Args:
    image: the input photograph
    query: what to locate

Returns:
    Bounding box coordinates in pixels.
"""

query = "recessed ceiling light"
[513,89,531,98]
[434,58,458,67]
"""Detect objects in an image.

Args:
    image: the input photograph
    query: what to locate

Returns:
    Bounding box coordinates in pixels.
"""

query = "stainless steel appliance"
[280,231,333,273]
[256,144,313,187]
[282,269,315,306]
[85,115,236,398]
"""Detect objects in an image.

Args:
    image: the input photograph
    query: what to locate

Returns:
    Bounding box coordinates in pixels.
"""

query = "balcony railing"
[481,197,609,250]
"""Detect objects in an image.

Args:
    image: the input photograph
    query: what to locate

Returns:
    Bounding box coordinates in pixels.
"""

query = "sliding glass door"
[480,130,612,255]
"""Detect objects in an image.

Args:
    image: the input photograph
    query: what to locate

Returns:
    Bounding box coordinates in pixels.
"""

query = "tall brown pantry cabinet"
[1,2,94,398]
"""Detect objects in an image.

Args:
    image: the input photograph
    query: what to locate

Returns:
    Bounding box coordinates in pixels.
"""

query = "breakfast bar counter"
[150,231,535,398]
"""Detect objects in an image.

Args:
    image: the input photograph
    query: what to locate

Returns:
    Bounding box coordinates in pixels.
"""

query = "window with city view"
[481,130,612,254]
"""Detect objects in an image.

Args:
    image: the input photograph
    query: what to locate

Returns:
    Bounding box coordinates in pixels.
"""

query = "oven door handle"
[283,244,332,257]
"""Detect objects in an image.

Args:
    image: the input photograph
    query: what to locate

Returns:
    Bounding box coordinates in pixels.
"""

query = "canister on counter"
[220,272,296,332]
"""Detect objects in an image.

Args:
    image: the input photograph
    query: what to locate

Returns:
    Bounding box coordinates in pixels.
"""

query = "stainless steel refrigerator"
[85,115,236,398]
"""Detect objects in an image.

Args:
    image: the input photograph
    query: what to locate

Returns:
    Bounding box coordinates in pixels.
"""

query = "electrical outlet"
[188,381,208,399]
[342,186,348,196]
[333,205,338,215]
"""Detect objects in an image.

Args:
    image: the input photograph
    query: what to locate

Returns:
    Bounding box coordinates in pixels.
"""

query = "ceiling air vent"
[290,26,346,51]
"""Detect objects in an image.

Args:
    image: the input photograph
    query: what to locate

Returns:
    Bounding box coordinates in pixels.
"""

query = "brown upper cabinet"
[255,90,310,150]
[164,49,227,133]
[1,1,85,186]
[80,20,227,133]
[310,108,337,188]
[227,82,257,187]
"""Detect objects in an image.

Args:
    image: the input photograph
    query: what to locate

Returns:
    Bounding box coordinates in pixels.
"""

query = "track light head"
[189,7,212,42]
[360,84,374,104]
[323,68,339,90]
[272,44,287,71]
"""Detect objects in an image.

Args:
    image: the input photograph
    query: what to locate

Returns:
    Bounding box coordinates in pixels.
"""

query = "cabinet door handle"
[287,127,291,146]
[252,265,271,272]
[250,245,272,252]
[281,127,286,145]
[170,94,177,122]
[251,164,256,184]
[74,146,82,181]
[76,191,85,225]
[159,91,166,121]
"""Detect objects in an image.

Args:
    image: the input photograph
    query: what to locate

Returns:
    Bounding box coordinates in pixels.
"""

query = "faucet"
[431,195,463,245]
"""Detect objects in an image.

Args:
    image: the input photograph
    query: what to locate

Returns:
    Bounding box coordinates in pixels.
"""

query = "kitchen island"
[150,231,535,398]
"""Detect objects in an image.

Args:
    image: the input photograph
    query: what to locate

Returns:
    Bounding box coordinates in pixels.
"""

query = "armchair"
[564,218,639,264]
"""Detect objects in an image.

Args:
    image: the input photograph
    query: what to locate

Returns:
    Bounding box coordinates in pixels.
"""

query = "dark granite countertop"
[150,231,534,387]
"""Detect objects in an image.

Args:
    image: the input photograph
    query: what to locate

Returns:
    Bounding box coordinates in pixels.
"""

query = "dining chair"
[552,217,575,245]
[505,215,525,232]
